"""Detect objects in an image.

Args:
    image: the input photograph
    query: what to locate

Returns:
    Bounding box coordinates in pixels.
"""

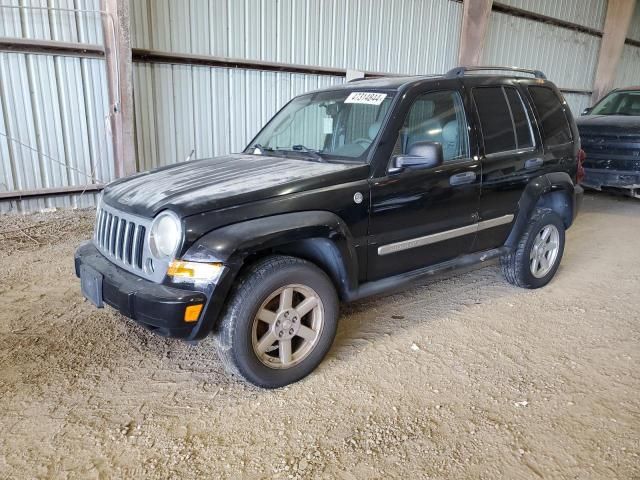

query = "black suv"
[75,66,583,388]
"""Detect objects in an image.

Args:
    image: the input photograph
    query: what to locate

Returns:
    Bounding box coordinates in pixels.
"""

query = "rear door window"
[473,87,515,154]
[473,86,535,154]
[528,86,572,147]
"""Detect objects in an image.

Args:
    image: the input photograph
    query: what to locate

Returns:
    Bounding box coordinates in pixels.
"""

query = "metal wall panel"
[627,2,640,42]
[130,0,463,169]
[484,12,601,91]
[0,1,113,214]
[614,44,640,88]
[0,0,104,43]
[563,92,591,116]
[130,0,463,75]
[496,0,607,30]
[132,63,343,170]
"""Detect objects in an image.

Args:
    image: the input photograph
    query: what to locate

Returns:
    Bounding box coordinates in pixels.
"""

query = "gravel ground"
[0,193,638,479]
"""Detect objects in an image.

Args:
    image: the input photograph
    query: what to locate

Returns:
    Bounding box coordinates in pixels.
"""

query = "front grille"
[92,203,170,282]
[95,208,146,270]
[580,131,640,171]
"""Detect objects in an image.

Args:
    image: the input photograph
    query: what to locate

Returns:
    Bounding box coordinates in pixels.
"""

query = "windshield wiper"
[290,144,325,162]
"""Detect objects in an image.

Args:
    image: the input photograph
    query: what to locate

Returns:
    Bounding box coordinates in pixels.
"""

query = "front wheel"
[216,255,339,388]
[501,208,566,289]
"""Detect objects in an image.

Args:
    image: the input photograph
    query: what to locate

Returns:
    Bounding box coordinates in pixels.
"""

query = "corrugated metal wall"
[614,44,640,88]
[482,11,601,114]
[131,0,462,74]
[627,1,640,42]
[4,0,640,213]
[129,0,463,170]
[132,65,343,169]
[0,0,113,213]
[496,0,607,30]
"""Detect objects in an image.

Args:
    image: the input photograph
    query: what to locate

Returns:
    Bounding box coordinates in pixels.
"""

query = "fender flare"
[505,172,576,248]
[182,211,359,297]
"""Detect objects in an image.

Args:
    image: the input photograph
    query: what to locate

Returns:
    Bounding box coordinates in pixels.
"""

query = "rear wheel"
[216,255,338,388]
[501,208,566,289]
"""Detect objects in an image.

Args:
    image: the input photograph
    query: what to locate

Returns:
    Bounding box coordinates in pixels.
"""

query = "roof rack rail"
[445,66,547,80]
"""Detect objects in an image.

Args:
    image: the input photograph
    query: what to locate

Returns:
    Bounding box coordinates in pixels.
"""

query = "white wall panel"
[0,53,114,206]
[0,0,112,213]
[563,92,591,116]
[0,0,103,43]
[132,63,344,170]
[483,12,601,92]
[130,0,462,75]
[496,0,607,30]
[614,44,640,88]
[627,2,640,42]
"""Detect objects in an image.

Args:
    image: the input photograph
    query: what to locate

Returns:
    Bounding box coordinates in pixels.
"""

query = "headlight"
[149,211,182,259]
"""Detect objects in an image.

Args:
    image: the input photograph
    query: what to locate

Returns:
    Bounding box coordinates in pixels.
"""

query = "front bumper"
[74,241,232,340]
[582,168,640,195]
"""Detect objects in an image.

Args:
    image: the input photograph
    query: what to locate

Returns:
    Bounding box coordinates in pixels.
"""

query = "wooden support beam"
[591,0,638,103]
[458,0,494,66]
[101,0,136,178]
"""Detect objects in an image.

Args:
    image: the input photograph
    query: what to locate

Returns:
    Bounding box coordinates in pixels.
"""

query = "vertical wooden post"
[458,0,494,66]
[101,0,136,178]
[591,0,637,103]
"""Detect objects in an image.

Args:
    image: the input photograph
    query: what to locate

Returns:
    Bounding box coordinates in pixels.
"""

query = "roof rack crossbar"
[445,66,547,79]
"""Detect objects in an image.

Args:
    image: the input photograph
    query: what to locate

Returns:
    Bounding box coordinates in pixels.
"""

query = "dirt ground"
[0,193,638,479]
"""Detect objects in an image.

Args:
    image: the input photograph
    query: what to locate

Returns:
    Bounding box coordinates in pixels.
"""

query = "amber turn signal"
[167,260,224,282]
[184,303,204,323]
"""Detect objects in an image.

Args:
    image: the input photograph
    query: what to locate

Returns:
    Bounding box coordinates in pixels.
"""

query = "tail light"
[577,148,586,183]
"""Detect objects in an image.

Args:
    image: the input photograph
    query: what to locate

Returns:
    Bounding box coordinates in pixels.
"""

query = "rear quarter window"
[528,86,572,147]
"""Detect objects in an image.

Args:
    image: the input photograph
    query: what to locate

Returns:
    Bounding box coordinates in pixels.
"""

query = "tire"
[215,255,339,388]
[501,208,566,289]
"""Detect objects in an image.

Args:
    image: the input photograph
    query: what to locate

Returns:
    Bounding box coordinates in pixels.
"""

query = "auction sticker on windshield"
[345,92,387,105]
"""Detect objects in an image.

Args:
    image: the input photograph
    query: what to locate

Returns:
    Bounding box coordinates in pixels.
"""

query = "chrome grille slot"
[115,218,126,259]
[133,225,146,269]
[109,215,118,255]
[122,221,134,264]
[92,203,160,282]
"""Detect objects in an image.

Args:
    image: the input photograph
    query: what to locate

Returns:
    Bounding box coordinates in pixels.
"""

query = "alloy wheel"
[529,224,560,278]
[251,284,324,369]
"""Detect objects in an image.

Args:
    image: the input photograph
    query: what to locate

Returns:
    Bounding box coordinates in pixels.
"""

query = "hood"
[102,154,369,218]
[576,115,640,135]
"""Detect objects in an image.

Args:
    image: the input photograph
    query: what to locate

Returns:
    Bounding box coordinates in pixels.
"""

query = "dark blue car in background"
[578,87,640,199]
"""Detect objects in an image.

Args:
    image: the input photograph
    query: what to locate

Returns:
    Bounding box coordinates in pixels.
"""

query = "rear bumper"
[582,168,640,191]
[74,241,232,340]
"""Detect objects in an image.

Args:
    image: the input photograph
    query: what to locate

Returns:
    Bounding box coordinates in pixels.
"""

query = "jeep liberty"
[75,66,584,388]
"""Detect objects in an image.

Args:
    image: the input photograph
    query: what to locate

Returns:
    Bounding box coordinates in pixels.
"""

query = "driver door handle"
[449,171,476,186]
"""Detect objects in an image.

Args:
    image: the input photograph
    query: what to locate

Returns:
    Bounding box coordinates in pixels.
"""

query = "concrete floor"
[0,192,638,479]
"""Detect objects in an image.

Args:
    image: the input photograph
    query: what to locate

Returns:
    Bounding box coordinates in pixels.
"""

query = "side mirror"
[390,141,443,173]
[581,107,592,116]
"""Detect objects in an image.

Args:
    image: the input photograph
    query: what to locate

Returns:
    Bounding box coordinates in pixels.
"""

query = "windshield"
[590,90,640,116]
[246,89,395,162]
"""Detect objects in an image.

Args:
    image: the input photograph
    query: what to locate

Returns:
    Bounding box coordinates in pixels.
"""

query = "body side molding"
[378,214,514,256]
